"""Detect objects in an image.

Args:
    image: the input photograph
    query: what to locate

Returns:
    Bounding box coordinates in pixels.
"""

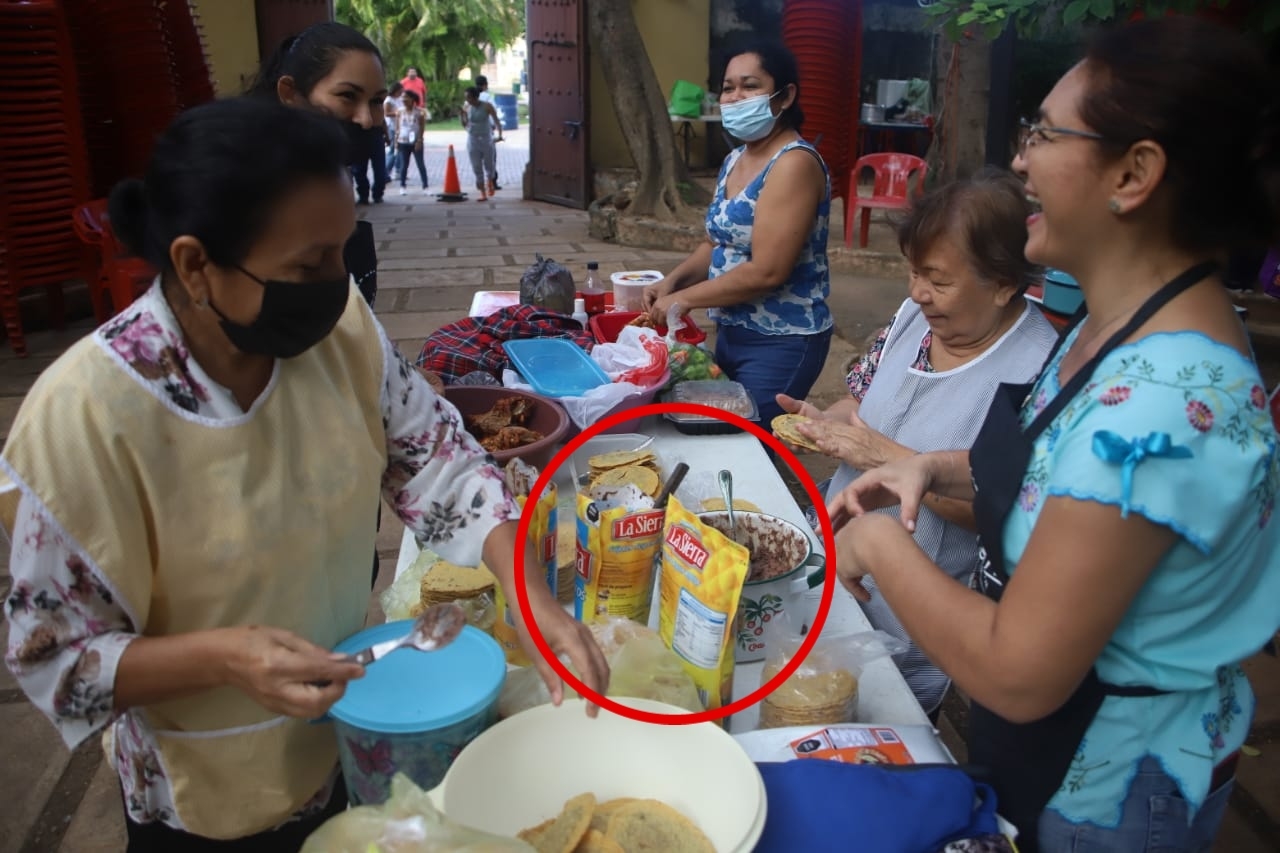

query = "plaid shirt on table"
[416,304,595,384]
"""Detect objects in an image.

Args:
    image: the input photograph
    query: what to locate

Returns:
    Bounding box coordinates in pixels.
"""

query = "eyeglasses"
[1017,118,1106,156]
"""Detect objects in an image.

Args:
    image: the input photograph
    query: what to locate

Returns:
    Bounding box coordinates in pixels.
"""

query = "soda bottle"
[582,261,607,316]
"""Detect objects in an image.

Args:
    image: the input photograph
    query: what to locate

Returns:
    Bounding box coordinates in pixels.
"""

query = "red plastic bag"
[594,327,669,388]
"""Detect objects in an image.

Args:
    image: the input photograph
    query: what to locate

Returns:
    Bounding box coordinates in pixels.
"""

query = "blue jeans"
[714,323,832,426]
[1036,757,1234,852]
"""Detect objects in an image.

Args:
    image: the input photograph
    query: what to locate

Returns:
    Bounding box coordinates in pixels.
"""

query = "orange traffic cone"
[436,145,468,202]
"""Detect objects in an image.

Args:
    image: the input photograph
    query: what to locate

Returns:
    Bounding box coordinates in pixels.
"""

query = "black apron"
[966,261,1218,851]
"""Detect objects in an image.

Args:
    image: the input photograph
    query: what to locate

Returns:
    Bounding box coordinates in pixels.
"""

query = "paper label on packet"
[788,726,916,765]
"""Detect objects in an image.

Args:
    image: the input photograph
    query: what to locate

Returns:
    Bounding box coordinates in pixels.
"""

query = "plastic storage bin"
[328,622,506,804]
[661,380,759,434]
[504,338,611,398]
[1042,269,1083,315]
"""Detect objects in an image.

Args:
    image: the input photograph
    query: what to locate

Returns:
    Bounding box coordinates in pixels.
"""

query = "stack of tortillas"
[518,792,716,853]
[759,660,859,729]
[556,510,577,604]
[585,449,664,501]
[419,559,497,609]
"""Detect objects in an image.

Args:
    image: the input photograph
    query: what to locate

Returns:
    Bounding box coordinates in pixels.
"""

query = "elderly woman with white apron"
[777,168,1056,717]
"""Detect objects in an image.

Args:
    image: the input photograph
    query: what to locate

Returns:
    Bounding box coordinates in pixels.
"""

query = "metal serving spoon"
[718,469,740,543]
[309,602,466,687]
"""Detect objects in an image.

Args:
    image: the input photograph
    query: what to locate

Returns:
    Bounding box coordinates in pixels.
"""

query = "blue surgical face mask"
[720,90,784,142]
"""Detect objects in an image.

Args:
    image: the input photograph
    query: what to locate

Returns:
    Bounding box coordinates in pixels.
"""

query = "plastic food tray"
[661,380,759,434]
[503,339,611,398]
[589,311,707,345]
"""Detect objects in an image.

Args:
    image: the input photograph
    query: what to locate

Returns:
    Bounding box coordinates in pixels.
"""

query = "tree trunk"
[586,0,709,220]
[927,31,991,183]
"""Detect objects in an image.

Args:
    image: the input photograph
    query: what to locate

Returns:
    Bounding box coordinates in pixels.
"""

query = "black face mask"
[210,266,350,359]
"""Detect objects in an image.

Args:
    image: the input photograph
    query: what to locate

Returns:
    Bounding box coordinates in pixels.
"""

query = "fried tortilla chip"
[590,464,660,496]
[771,413,822,452]
[604,800,716,853]
[573,828,624,853]
[524,793,596,853]
[588,797,639,835]
[588,449,656,471]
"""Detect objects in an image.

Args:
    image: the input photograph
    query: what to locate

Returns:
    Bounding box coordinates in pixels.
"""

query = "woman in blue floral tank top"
[644,40,831,425]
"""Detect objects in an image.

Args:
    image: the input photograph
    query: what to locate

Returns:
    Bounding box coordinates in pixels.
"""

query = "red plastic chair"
[72,199,156,323]
[843,153,928,249]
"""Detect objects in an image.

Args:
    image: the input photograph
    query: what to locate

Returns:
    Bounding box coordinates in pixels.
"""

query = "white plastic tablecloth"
[393,416,931,734]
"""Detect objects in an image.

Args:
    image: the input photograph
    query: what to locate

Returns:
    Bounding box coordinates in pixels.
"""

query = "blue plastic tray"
[503,338,610,398]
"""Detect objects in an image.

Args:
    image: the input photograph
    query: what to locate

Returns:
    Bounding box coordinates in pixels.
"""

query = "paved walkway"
[0,191,1276,851]
[368,126,530,197]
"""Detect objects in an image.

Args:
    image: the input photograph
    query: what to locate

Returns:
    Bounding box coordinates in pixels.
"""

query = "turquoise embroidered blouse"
[704,140,832,336]
[1002,327,1280,827]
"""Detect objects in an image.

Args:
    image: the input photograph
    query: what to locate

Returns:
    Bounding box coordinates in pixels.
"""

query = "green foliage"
[336,0,524,105]
[921,0,1274,40]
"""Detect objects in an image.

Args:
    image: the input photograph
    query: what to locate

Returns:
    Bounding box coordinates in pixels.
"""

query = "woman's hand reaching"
[826,452,938,535]
[512,582,610,717]
[642,275,676,313]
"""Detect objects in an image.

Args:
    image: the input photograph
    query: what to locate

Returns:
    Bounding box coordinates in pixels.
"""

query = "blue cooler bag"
[755,760,1000,853]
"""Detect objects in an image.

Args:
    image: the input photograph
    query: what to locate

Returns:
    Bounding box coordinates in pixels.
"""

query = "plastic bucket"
[1042,269,1083,315]
[328,622,506,805]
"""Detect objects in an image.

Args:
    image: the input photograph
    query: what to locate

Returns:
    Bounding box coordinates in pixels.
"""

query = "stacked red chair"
[63,0,215,197]
[71,199,156,325]
[782,0,862,223]
[0,0,93,357]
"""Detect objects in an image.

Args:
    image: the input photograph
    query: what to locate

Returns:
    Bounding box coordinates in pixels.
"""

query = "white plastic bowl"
[427,697,766,852]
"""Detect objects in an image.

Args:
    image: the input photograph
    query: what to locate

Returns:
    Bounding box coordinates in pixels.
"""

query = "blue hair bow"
[1091,430,1193,517]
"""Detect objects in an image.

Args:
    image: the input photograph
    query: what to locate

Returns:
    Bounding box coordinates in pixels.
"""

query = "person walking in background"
[400,66,427,119]
[383,81,403,182]
[395,89,428,194]
[475,75,501,190]
[462,86,502,201]
[349,124,388,205]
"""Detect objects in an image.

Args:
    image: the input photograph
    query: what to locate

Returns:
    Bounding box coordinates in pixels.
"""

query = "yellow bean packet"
[575,490,666,625]
[493,475,558,667]
[657,496,750,713]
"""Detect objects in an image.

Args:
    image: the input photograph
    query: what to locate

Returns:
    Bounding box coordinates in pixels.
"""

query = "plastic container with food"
[610,270,664,312]
[327,621,506,805]
[661,380,760,434]
[589,310,706,345]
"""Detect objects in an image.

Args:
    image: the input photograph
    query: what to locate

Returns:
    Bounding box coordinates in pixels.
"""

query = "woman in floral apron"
[826,17,1280,853]
[1,98,608,851]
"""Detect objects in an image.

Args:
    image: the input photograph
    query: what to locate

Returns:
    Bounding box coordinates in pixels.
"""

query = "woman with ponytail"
[0,97,607,851]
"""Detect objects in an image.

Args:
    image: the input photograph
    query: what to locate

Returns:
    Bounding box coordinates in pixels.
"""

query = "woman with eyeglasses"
[827,16,1280,852]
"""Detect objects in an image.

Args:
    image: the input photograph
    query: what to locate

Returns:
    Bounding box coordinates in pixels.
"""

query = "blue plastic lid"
[504,338,610,397]
[328,622,506,733]
[1044,268,1080,288]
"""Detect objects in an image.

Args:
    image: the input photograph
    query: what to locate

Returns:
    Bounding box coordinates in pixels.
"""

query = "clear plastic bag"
[518,253,575,316]
[301,773,533,852]
[759,629,908,729]
[380,549,436,622]
[496,618,702,717]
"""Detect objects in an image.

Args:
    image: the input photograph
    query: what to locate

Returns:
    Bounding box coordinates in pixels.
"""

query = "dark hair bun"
[106,178,152,263]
